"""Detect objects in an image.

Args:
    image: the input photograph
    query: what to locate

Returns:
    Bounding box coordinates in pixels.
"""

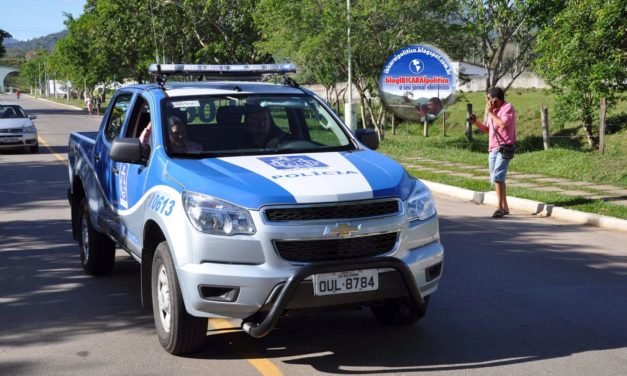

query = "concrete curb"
[423,180,627,232]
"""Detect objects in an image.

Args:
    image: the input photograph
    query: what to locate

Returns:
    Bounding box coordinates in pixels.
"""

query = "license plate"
[313,269,379,296]
[0,137,19,143]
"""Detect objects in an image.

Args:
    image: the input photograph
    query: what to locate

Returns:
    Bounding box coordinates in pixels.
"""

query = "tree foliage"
[256,0,464,138]
[534,0,627,148]
[255,1,347,110]
[35,0,268,98]
[171,0,270,63]
[18,52,48,90]
[454,0,562,92]
[0,29,13,58]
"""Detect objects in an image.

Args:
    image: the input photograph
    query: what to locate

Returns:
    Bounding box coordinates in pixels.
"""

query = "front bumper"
[177,237,444,324]
[242,256,429,338]
[0,133,37,149]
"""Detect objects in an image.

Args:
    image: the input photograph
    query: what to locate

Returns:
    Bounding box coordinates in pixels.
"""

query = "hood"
[165,150,414,209]
[0,118,32,129]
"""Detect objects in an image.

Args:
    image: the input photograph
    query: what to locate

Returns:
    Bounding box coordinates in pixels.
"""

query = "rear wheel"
[370,296,429,326]
[152,241,207,355]
[78,198,115,275]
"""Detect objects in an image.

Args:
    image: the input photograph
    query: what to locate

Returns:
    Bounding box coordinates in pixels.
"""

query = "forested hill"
[3,31,67,58]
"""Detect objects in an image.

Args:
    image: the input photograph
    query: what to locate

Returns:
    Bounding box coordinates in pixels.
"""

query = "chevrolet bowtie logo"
[324,223,361,237]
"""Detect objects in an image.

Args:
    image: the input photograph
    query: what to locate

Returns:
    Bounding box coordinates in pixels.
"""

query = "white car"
[0,104,38,153]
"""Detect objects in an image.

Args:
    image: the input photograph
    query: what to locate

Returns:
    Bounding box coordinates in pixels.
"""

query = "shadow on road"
[0,145,69,157]
[0,219,153,350]
[188,216,627,373]
[28,108,86,116]
[36,144,69,156]
[0,160,68,208]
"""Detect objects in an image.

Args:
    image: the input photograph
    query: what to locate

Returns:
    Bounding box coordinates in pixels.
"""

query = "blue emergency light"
[149,63,297,88]
[149,63,296,75]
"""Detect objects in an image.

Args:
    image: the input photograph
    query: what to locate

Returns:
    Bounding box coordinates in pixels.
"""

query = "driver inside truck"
[244,105,287,148]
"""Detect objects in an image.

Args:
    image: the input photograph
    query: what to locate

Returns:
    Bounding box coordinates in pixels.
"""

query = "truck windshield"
[161,95,355,156]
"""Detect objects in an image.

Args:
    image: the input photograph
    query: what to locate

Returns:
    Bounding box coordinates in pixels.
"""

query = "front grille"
[264,199,400,222]
[274,232,398,262]
[0,129,22,134]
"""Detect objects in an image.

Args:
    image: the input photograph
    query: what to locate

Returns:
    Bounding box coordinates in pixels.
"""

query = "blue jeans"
[489,150,510,184]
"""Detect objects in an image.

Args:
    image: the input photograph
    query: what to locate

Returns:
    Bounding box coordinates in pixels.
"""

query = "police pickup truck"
[67,64,444,355]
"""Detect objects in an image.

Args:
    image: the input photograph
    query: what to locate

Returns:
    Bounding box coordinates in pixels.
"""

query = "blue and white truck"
[67,64,444,355]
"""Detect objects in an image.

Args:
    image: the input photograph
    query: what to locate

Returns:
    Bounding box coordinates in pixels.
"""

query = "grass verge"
[381,89,627,220]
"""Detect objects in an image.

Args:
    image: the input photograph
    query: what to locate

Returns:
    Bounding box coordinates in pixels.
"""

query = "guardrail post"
[392,113,396,135]
[465,103,473,141]
[599,97,606,154]
[541,105,550,150]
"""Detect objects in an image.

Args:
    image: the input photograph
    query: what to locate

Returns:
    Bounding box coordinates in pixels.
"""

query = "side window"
[124,97,151,139]
[104,93,133,142]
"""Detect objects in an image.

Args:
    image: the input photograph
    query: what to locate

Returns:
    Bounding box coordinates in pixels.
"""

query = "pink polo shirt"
[487,102,516,152]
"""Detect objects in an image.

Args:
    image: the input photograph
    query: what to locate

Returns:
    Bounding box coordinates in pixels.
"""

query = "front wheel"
[78,198,115,275]
[370,296,429,326]
[152,241,207,355]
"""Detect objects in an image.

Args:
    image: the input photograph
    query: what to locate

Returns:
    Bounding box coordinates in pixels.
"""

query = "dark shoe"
[492,209,505,218]
[503,209,510,215]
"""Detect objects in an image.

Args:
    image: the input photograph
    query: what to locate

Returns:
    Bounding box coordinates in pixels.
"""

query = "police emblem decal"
[258,155,329,170]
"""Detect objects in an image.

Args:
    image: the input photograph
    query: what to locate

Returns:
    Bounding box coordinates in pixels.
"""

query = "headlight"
[23,125,37,133]
[406,180,436,221]
[182,191,256,236]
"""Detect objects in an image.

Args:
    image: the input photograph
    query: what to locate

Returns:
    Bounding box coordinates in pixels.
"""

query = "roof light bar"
[149,63,296,76]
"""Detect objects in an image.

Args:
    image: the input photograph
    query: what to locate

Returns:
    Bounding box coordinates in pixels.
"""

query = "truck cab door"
[114,95,156,255]
[94,91,135,234]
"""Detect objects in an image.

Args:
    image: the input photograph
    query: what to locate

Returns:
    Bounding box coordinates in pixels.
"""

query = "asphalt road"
[1,94,626,376]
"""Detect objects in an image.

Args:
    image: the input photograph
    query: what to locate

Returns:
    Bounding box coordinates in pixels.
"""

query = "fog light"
[426,262,442,282]
[199,285,239,302]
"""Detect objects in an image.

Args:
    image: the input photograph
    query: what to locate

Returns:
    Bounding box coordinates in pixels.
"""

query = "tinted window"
[104,93,133,142]
[0,105,26,118]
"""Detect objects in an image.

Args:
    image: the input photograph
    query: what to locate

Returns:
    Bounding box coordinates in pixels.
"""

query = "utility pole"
[345,0,356,131]
[44,61,48,97]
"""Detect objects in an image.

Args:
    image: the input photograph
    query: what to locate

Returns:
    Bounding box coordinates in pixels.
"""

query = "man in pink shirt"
[470,87,517,218]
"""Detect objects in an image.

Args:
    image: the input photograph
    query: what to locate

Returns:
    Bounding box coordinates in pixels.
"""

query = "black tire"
[370,296,430,326]
[30,143,39,153]
[152,241,207,355]
[78,198,116,275]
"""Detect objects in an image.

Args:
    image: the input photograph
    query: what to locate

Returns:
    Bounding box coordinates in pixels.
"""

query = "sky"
[1,0,86,41]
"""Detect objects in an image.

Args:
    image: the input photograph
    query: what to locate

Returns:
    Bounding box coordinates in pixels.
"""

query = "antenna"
[283,75,299,88]
[153,64,166,90]
[148,0,160,64]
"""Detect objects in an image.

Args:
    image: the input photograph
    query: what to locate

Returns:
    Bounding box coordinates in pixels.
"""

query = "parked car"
[0,104,38,153]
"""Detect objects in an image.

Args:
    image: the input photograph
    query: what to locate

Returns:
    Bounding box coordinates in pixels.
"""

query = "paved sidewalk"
[401,156,627,232]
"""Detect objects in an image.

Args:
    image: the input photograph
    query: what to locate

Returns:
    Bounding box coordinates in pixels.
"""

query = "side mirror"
[110,137,149,165]
[355,128,379,150]
[29,115,37,120]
